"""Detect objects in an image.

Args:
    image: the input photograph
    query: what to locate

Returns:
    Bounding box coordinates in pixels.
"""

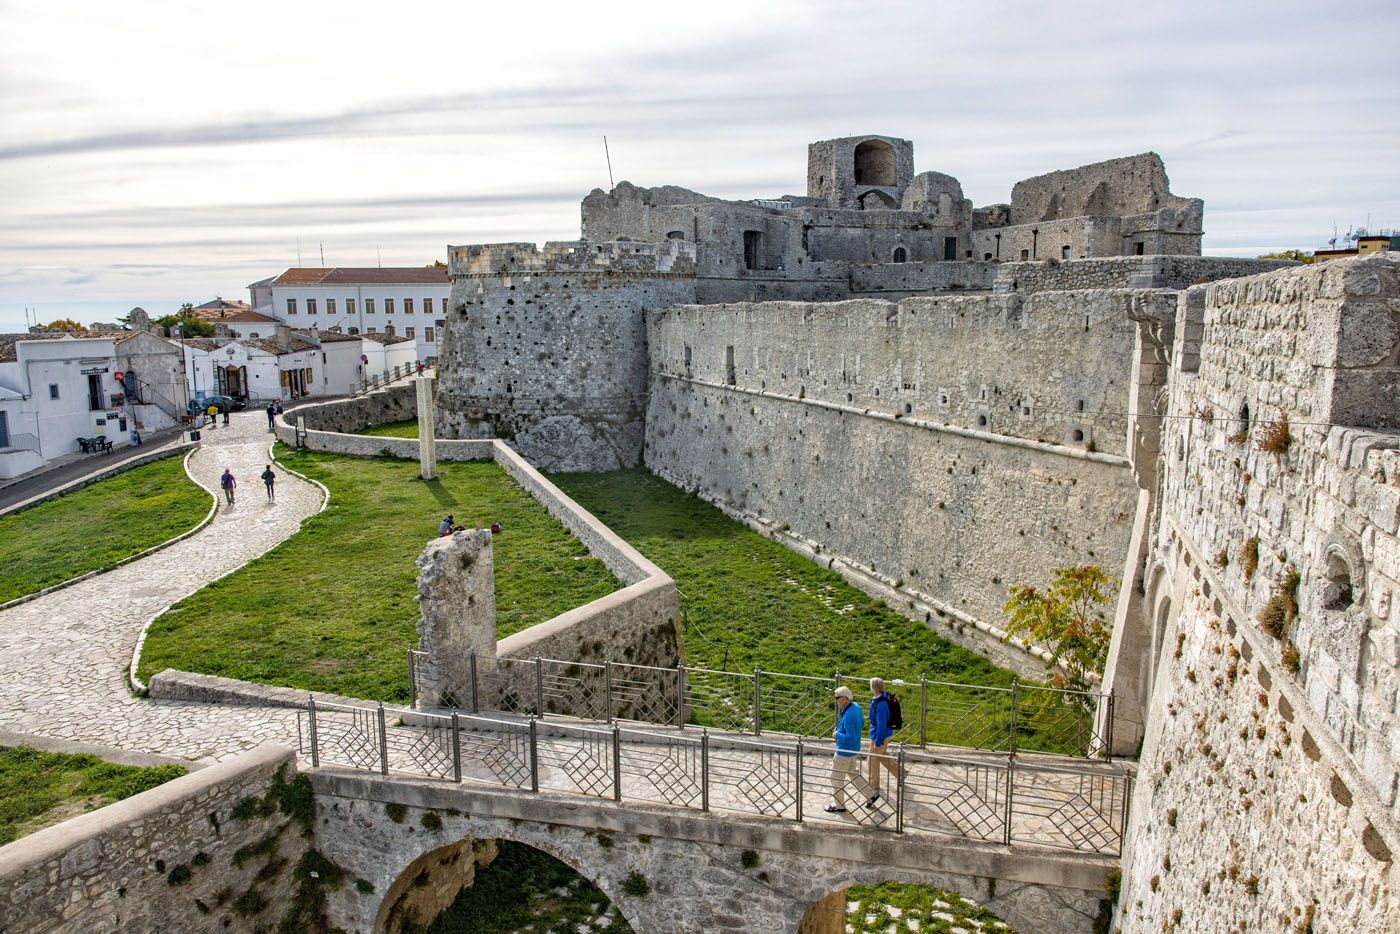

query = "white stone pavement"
[0,412,317,763]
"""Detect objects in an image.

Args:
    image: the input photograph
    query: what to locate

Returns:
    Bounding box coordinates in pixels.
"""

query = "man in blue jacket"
[866,677,902,804]
[826,686,878,813]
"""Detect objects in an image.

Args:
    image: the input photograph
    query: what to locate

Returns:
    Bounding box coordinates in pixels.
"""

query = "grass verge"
[356,419,420,438]
[0,746,186,845]
[0,455,210,604]
[844,882,1011,932]
[136,447,618,702]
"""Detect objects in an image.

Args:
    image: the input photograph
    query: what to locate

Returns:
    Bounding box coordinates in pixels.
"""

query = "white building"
[303,329,364,397]
[0,333,181,478]
[249,267,446,363]
[182,334,322,405]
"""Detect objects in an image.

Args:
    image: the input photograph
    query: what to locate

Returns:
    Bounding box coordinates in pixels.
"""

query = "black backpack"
[877,692,903,731]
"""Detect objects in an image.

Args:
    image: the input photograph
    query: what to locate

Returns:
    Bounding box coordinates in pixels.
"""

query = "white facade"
[0,335,179,479]
[314,336,365,396]
[203,339,322,404]
[249,269,446,363]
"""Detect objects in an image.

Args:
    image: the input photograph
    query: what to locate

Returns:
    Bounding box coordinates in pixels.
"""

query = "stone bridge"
[309,766,1115,934]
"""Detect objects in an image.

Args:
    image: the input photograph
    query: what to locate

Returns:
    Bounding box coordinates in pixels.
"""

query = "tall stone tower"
[806,135,915,210]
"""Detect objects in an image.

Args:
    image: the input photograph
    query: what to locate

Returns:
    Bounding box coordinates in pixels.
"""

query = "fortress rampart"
[1115,255,1400,929]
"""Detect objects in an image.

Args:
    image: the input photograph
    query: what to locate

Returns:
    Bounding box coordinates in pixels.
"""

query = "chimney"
[275,323,292,352]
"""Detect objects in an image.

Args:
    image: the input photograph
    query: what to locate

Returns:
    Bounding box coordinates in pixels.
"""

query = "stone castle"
[432,135,1399,929]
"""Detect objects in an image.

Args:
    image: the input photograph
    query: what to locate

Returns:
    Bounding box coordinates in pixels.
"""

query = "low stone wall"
[292,383,418,433]
[0,745,310,934]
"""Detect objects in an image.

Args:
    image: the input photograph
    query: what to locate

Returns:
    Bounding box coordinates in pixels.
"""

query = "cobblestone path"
[0,413,318,762]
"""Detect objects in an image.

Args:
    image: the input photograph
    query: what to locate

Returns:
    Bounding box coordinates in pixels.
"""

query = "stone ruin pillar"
[414,529,495,708]
[415,375,436,480]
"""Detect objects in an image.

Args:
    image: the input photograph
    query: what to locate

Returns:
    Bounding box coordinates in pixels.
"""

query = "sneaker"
[823,805,847,813]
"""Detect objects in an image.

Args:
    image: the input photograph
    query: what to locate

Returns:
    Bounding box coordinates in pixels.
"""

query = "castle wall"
[0,745,309,934]
[992,256,1298,295]
[1120,255,1400,930]
[437,261,697,472]
[644,292,1154,656]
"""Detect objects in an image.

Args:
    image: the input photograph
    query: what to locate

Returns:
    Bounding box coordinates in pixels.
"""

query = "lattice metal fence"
[300,695,1131,855]
[407,652,1116,760]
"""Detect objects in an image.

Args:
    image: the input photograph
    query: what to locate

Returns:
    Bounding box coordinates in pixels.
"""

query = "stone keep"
[415,529,495,707]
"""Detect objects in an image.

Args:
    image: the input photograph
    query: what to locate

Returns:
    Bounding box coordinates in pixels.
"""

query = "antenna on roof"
[604,136,615,189]
[297,237,303,267]
[320,242,325,265]
[377,245,382,268]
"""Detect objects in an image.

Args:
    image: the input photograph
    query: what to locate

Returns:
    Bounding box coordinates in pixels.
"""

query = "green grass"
[424,842,632,934]
[0,455,210,604]
[845,882,1011,933]
[137,447,618,702]
[0,746,187,845]
[551,469,1011,686]
[356,419,421,438]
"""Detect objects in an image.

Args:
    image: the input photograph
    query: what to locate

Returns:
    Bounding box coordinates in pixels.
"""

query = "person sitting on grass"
[438,515,464,537]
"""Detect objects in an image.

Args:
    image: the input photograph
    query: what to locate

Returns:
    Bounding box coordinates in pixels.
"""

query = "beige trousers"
[830,754,876,808]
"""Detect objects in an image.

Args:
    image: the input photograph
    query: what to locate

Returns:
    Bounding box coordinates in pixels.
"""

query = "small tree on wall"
[1004,565,1116,694]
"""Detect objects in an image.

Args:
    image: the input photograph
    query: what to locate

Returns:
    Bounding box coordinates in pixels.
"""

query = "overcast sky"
[1,0,1396,330]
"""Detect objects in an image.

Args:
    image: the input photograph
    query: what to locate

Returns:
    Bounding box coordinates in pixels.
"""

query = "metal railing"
[0,432,40,454]
[409,650,1115,760]
[354,362,423,396]
[299,697,1131,855]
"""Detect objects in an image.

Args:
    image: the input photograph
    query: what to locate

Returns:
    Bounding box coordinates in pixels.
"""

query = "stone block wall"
[1121,255,1400,929]
[644,293,1151,663]
[0,745,311,933]
[991,256,1296,296]
[292,382,418,433]
[437,265,697,472]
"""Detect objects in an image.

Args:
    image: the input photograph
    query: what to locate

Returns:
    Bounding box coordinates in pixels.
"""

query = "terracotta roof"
[245,335,319,356]
[193,298,252,313]
[294,328,359,343]
[0,333,26,363]
[271,267,448,286]
[198,309,280,324]
[359,332,413,345]
[0,332,117,362]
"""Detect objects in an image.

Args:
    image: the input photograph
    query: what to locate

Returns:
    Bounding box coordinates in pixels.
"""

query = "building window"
[286,298,297,315]
[423,297,433,314]
[250,332,260,339]
[943,237,957,260]
[307,298,317,315]
[1134,241,1146,255]
[385,298,395,314]
[365,299,375,314]
[0,411,7,448]
[48,383,60,400]
[743,231,761,270]
[1020,249,1030,261]
[440,298,448,313]
[367,326,377,334]
[425,327,435,343]
[405,326,415,338]
[1061,245,1071,260]
[346,298,356,314]
[87,374,103,411]
[404,298,414,315]
[326,298,336,315]
[435,319,445,331]
[892,247,907,263]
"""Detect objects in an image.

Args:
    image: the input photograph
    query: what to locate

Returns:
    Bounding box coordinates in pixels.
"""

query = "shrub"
[1241,536,1260,582]
[1003,566,1116,694]
[420,812,442,832]
[621,871,650,898]
[1215,549,1229,569]
[1255,413,1291,454]
[355,879,375,895]
[1282,644,1301,673]
[385,802,407,823]
[1259,568,1300,639]
[740,849,759,870]
[1104,867,1122,901]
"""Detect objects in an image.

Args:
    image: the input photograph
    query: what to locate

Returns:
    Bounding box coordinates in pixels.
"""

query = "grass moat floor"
[356,418,420,439]
[136,447,618,702]
[0,746,187,845]
[0,454,210,604]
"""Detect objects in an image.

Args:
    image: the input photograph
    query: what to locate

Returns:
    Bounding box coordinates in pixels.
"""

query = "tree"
[39,318,87,333]
[1003,565,1116,694]
[1258,249,1314,264]
[153,314,214,337]
[427,260,447,268]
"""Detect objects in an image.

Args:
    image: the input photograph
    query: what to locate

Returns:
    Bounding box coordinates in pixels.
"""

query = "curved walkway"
[0,413,317,762]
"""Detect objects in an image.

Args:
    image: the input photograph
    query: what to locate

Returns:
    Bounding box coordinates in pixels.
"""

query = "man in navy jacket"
[867,677,902,801]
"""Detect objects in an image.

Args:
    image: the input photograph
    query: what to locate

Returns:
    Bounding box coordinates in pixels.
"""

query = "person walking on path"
[866,677,902,802]
[206,404,218,429]
[220,468,237,506]
[826,686,877,813]
[222,408,230,427]
[266,403,277,431]
[261,464,276,503]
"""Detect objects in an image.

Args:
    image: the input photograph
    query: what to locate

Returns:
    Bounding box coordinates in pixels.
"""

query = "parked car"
[188,395,248,414]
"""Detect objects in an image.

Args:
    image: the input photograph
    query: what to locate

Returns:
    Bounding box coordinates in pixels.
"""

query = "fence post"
[451,712,462,783]
[1008,677,1020,755]
[612,725,622,802]
[407,649,417,707]
[469,650,479,714]
[919,674,928,748]
[604,660,614,724]
[377,703,389,776]
[1103,690,1116,760]
[535,657,545,719]
[753,668,762,736]
[676,664,686,730]
[1003,753,1015,847]
[896,748,906,833]
[528,718,539,793]
[700,731,710,812]
[307,696,319,768]
[795,740,804,823]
